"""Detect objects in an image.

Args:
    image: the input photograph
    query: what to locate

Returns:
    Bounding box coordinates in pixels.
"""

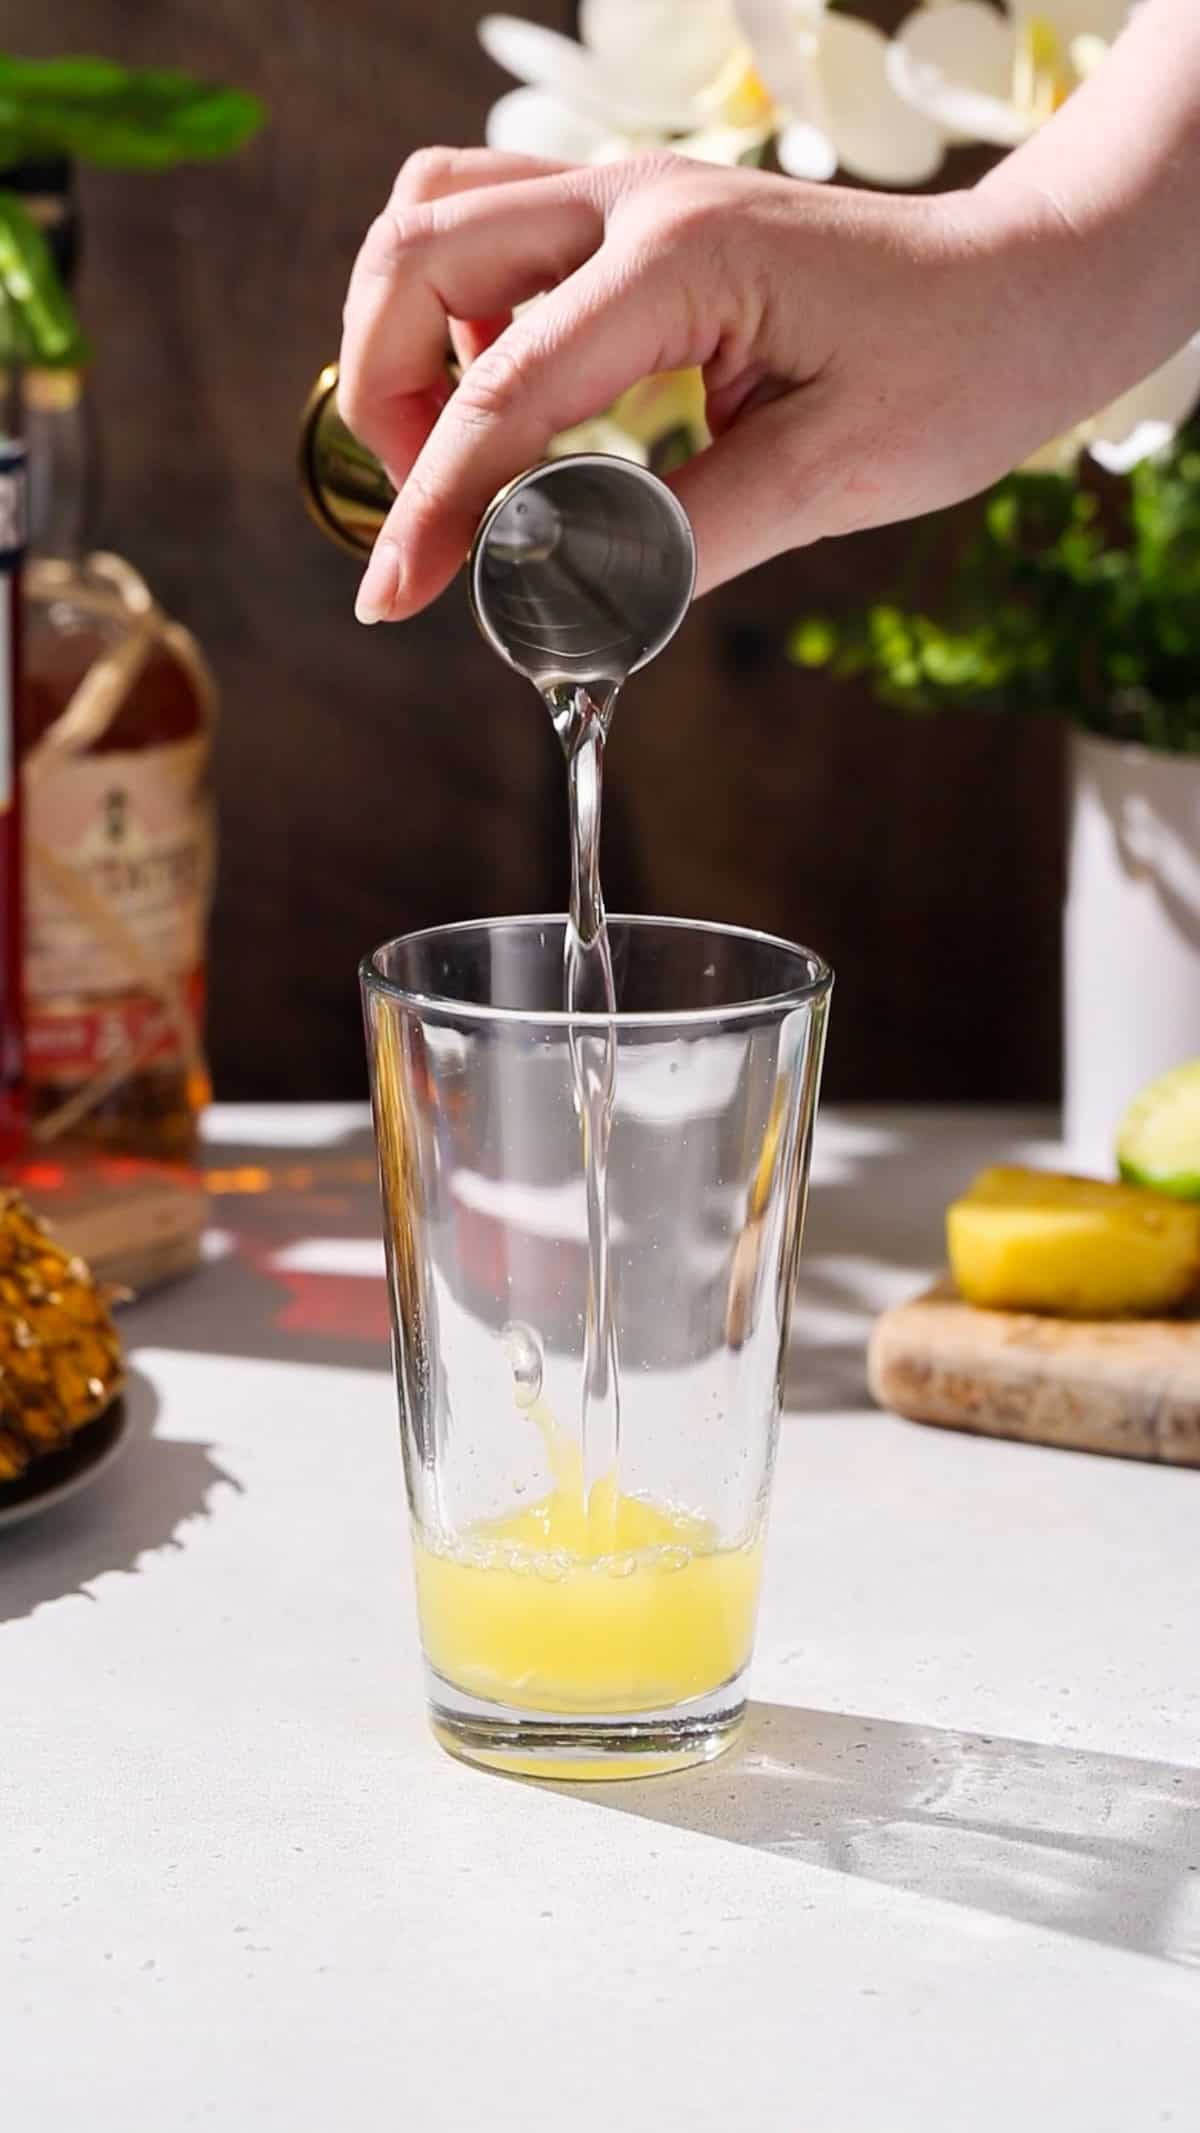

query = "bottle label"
[0,441,27,568]
[24,735,212,1081]
[0,577,10,814]
[0,443,25,814]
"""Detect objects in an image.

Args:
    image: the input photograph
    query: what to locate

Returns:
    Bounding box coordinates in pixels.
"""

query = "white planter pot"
[1064,730,1200,1174]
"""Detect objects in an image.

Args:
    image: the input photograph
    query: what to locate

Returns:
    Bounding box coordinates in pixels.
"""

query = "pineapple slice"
[947,1166,1200,1318]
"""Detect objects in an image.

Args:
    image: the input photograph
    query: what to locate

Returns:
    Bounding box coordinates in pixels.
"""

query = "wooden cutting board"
[868,1284,1200,1467]
[7,1151,208,1297]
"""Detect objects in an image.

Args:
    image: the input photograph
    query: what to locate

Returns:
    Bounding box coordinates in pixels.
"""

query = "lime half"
[1117,1060,1200,1199]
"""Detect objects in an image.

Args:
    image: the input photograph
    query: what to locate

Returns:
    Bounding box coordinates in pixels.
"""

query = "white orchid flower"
[888,0,1130,148]
[1025,335,1200,475]
[886,3,1200,473]
[481,0,946,185]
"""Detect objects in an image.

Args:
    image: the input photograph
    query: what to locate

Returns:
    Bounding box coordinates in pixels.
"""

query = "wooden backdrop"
[11,0,1064,1101]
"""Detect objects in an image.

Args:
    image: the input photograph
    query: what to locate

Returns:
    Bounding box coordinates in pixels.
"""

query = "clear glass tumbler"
[362,915,831,1780]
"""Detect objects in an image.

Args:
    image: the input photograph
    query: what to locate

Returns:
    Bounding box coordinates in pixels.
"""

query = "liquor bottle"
[0,155,215,1161]
[0,300,27,1161]
[19,357,216,1159]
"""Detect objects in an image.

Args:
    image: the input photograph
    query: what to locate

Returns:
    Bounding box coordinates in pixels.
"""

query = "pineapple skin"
[947,1166,1200,1319]
[0,1192,125,1483]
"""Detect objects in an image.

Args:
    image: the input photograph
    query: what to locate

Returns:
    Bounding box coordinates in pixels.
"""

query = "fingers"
[340,147,829,619]
[339,149,585,477]
[395,151,579,378]
[355,248,699,622]
[391,145,576,204]
[447,314,510,370]
[338,174,604,491]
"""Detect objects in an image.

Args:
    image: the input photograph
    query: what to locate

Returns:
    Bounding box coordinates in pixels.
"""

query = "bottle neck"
[0,156,80,290]
[23,366,96,563]
[0,288,26,443]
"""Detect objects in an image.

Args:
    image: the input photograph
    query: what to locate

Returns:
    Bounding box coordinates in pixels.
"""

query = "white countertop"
[6,1105,1199,2131]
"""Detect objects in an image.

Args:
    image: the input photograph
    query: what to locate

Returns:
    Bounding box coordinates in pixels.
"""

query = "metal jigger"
[299,363,697,688]
[467,456,696,694]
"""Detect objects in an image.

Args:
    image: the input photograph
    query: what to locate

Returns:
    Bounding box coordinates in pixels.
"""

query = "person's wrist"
[939,171,1109,450]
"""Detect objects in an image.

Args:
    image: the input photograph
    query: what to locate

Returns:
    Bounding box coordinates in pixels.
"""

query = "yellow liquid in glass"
[414,1410,762,1718]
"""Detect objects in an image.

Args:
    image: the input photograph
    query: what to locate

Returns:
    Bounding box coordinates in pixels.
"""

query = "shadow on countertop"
[0,1367,237,1627]
[120,1104,1057,1392]
[0,1119,380,1626]
[120,1117,393,1376]
[553,1699,1200,1967]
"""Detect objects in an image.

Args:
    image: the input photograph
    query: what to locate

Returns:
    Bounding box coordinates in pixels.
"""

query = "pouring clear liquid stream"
[470,456,695,1547]
[548,678,621,1547]
[374,451,750,1732]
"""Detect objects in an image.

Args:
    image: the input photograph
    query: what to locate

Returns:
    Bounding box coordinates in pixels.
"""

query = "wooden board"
[868,1284,1200,1467]
[9,1153,208,1298]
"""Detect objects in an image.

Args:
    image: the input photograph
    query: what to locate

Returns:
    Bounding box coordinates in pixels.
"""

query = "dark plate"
[0,1398,130,1531]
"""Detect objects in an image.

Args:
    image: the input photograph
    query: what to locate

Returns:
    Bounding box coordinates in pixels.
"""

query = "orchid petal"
[1010,0,1130,46]
[1090,418,1178,473]
[818,14,946,185]
[1021,429,1086,474]
[888,2,1033,148]
[1087,337,1200,473]
[480,17,599,95]
[478,13,699,130]
[1070,34,1111,80]
[733,0,824,112]
[731,0,838,179]
[674,121,775,167]
[485,87,617,162]
[775,118,838,181]
[580,0,744,104]
[589,131,656,164]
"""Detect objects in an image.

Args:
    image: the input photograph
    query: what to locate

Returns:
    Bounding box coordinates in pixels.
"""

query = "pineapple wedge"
[947,1166,1200,1318]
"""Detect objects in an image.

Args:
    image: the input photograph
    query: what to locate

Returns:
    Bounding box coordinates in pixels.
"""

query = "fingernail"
[355,538,403,625]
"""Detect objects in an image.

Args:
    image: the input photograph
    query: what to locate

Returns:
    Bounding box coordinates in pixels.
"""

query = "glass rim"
[360,911,833,1031]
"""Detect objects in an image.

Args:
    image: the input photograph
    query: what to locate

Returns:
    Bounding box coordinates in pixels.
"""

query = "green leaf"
[789,616,838,668]
[647,424,698,477]
[984,490,1018,546]
[0,189,88,365]
[0,54,265,169]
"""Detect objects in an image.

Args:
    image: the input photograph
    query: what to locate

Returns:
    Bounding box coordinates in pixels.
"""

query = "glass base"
[428,1670,746,1782]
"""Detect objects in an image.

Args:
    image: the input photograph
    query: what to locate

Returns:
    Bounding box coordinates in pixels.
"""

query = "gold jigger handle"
[298,356,467,557]
[297,362,396,557]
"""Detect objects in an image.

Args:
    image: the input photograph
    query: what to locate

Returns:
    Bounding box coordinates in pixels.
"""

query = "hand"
[337,147,1082,623]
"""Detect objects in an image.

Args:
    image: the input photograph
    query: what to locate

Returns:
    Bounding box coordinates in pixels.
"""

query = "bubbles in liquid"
[501,1320,545,1411]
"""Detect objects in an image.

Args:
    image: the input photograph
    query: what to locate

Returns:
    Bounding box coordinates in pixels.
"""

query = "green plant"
[0,54,263,169]
[0,192,86,365]
[0,53,264,368]
[791,427,1200,754]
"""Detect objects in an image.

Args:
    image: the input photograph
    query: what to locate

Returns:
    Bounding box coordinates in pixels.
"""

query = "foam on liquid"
[415,1375,762,1716]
